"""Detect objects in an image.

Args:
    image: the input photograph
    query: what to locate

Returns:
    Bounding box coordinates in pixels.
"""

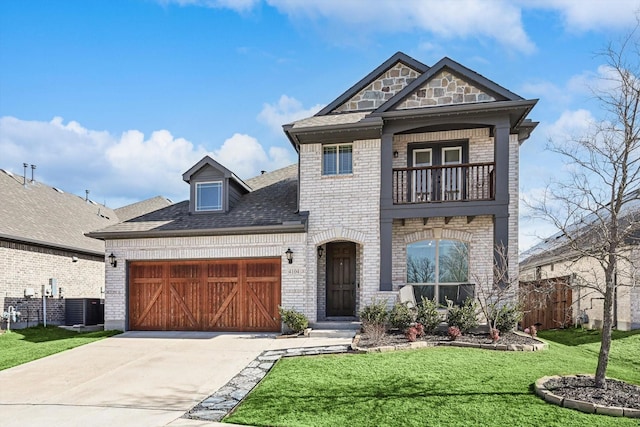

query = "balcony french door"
[412,149,432,202]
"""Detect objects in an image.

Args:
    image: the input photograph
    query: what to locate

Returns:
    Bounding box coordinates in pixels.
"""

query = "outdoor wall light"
[393,150,399,158]
[108,253,117,268]
[285,248,293,264]
[317,246,324,259]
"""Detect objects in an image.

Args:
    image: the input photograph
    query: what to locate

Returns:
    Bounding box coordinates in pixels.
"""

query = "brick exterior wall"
[104,233,307,331]
[300,139,382,319]
[0,240,105,329]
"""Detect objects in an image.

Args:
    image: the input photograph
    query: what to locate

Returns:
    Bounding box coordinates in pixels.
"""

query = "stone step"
[310,321,361,330]
[307,329,358,338]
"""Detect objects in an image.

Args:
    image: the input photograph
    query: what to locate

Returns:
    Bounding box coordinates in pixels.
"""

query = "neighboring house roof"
[114,195,173,222]
[0,168,174,256]
[245,163,297,190]
[519,193,640,269]
[88,175,306,239]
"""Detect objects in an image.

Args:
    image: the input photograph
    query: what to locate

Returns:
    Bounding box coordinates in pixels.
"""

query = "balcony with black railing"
[393,162,495,204]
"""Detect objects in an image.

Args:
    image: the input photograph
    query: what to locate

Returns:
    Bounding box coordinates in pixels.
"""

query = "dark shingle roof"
[114,195,173,222]
[245,163,297,190]
[88,176,305,238]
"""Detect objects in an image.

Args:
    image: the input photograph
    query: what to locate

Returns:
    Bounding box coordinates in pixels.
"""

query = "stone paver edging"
[184,345,350,422]
[534,374,640,418]
[351,331,548,353]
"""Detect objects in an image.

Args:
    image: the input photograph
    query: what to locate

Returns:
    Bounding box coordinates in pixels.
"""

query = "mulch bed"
[356,330,540,348]
[545,375,640,410]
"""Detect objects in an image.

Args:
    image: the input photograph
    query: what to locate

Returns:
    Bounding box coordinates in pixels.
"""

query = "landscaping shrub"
[447,326,461,340]
[415,297,441,333]
[278,306,309,334]
[489,303,523,333]
[388,302,415,330]
[446,298,478,333]
[359,299,388,345]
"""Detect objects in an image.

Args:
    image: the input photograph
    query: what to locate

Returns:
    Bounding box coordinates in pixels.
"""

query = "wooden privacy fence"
[519,276,572,330]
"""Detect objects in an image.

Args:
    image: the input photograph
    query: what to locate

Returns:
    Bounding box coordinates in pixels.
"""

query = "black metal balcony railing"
[393,162,495,204]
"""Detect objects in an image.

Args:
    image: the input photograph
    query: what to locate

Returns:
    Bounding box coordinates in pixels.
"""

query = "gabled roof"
[316,51,429,116]
[0,168,171,255]
[375,56,523,114]
[245,163,297,191]
[284,52,538,149]
[114,195,173,222]
[88,175,306,239]
[182,155,251,191]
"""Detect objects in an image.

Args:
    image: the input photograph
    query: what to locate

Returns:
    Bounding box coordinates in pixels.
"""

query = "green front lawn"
[225,329,640,427]
[0,325,120,370]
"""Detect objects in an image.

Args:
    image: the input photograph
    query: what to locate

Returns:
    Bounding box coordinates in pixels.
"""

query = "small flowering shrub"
[405,326,418,342]
[414,322,425,337]
[526,325,538,337]
[490,328,500,342]
[447,326,461,341]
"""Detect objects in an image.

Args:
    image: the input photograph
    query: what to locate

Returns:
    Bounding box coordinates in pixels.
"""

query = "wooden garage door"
[128,259,281,332]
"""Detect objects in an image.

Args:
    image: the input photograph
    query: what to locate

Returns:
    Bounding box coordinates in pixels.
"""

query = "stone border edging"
[534,374,640,418]
[351,331,548,353]
[184,344,350,422]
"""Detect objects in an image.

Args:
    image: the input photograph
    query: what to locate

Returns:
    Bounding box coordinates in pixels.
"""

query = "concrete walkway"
[0,331,352,427]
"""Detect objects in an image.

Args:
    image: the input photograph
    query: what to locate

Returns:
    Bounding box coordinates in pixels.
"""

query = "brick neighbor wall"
[0,240,105,329]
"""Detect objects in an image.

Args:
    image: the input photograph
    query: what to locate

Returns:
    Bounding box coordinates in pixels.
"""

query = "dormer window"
[196,181,223,212]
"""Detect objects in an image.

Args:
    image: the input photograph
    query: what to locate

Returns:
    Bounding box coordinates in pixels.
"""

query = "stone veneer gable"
[397,70,496,109]
[333,62,421,113]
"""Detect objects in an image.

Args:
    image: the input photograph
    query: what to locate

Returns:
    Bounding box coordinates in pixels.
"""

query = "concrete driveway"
[0,331,352,427]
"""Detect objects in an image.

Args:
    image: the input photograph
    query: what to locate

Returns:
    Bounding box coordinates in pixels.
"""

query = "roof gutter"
[0,233,105,257]
[86,222,307,241]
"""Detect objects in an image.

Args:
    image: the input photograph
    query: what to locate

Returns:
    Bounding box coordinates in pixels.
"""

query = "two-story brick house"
[89,52,537,332]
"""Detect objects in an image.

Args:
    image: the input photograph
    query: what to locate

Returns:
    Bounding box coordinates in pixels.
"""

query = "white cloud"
[257,95,324,133]
[266,0,535,53]
[528,0,639,32]
[0,116,292,207]
[544,109,595,143]
[157,0,259,12]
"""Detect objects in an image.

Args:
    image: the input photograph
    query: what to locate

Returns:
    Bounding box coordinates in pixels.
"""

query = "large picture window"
[406,239,473,306]
[196,181,222,211]
[323,144,353,175]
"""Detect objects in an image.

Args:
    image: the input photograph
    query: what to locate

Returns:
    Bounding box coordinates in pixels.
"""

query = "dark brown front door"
[326,242,356,316]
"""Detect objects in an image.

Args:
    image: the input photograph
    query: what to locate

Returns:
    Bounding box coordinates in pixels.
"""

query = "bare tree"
[528,26,640,388]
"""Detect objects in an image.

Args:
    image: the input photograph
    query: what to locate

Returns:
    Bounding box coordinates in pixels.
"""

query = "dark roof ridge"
[374,56,524,114]
[315,51,429,116]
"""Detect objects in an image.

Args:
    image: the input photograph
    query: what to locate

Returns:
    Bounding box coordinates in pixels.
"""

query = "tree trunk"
[595,268,615,388]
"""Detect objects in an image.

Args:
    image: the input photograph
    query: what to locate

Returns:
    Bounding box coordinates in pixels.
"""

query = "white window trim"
[195,181,223,212]
[322,143,353,176]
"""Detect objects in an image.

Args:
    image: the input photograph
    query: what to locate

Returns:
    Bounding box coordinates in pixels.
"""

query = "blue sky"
[1,0,638,252]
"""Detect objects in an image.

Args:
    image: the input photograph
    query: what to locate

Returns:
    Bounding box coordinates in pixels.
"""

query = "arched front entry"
[325,241,357,317]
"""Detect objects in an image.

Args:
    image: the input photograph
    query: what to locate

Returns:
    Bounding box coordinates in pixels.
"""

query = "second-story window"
[323,143,353,175]
[196,181,223,211]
